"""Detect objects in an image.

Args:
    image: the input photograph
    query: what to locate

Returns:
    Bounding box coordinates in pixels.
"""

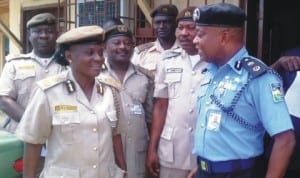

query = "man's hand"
[146,148,160,176]
[271,56,300,72]
[187,166,198,178]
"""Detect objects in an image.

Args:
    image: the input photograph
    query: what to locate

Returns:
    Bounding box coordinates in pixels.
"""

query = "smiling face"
[152,15,177,40]
[65,43,105,81]
[28,25,57,58]
[105,35,134,65]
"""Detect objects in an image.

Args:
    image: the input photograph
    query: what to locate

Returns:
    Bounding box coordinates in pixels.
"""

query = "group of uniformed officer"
[0,2,299,178]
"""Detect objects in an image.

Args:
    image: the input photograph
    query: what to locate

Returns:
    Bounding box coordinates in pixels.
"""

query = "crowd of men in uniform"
[0,2,299,178]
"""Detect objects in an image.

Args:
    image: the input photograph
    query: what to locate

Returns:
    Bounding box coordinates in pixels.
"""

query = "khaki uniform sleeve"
[0,62,17,98]
[15,88,52,144]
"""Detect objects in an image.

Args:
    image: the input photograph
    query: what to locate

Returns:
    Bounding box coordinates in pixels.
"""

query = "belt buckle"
[200,160,208,172]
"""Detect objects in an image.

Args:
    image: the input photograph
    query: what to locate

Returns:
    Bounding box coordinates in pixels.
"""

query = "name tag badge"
[130,104,143,116]
[207,109,222,131]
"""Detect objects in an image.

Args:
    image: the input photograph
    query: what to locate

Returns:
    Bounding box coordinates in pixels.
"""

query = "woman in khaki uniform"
[16,26,124,178]
[99,24,154,178]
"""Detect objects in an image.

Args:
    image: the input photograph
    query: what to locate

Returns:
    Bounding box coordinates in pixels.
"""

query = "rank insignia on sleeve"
[270,83,284,102]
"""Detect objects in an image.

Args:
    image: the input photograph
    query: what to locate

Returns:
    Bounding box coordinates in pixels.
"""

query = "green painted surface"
[0,130,23,178]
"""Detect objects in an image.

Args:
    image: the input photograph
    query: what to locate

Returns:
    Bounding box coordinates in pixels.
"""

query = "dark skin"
[23,42,105,178]
[271,56,300,72]
[146,19,198,177]
[105,35,135,171]
[152,15,177,50]
[146,98,168,176]
[0,24,57,123]
[192,25,295,178]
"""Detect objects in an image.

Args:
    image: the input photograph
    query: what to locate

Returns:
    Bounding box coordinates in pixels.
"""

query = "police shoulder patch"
[241,57,269,78]
[135,65,154,80]
[97,75,121,90]
[37,73,67,90]
[135,42,154,54]
[5,53,31,62]
[270,82,284,103]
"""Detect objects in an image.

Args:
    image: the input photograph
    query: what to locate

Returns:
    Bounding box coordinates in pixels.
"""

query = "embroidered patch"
[270,83,284,102]
[54,105,77,112]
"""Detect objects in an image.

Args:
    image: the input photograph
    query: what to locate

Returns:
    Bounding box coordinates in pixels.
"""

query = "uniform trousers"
[196,168,253,178]
[159,165,189,178]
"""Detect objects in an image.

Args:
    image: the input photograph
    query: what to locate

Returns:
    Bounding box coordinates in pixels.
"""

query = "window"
[77,0,119,27]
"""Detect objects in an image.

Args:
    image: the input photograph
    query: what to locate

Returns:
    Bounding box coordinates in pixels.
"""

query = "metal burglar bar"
[76,0,120,27]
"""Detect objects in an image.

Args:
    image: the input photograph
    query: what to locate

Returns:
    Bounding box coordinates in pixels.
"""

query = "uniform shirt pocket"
[164,72,182,99]
[106,110,118,128]
[44,165,80,178]
[14,70,36,95]
[52,113,80,145]
[108,164,125,178]
[158,125,174,163]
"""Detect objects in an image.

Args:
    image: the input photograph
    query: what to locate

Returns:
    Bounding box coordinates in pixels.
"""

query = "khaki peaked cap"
[56,25,105,45]
[26,13,56,28]
[150,4,178,17]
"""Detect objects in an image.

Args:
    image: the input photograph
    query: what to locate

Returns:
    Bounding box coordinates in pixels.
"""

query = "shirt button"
[92,128,97,132]
[93,147,97,151]
[192,71,196,75]
[190,89,195,93]
[188,127,193,132]
[90,110,95,114]
[201,124,205,128]
[189,109,193,113]
[61,176,64,178]
[44,69,49,73]
[93,165,97,168]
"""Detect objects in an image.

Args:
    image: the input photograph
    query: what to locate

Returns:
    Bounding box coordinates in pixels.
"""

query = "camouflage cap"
[26,13,56,28]
[150,4,178,18]
[176,6,197,22]
[56,25,105,45]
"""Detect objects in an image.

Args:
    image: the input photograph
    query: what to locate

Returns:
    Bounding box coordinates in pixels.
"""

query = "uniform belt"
[197,156,257,174]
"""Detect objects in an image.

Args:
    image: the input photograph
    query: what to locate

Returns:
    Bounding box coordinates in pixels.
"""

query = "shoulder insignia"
[97,75,121,90]
[162,50,181,60]
[37,73,66,90]
[5,53,31,62]
[135,42,154,54]
[135,65,154,80]
[241,57,269,78]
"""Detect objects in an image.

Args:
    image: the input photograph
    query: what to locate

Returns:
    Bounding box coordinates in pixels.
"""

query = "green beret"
[150,4,178,18]
[193,3,246,27]
[26,13,56,28]
[56,25,105,45]
[176,6,197,22]
[105,25,133,41]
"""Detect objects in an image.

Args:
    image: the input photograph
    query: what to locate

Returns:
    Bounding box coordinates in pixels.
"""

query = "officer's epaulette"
[240,57,270,78]
[135,65,154,80]
[162,50,181,60]
[135,42,154,54]
[37,73,67,91]
[5,53,31,62]
[97,75,122,90]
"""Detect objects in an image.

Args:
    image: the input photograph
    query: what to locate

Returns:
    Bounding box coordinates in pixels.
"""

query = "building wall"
[9,0,57,54]
[153,0,239,11]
